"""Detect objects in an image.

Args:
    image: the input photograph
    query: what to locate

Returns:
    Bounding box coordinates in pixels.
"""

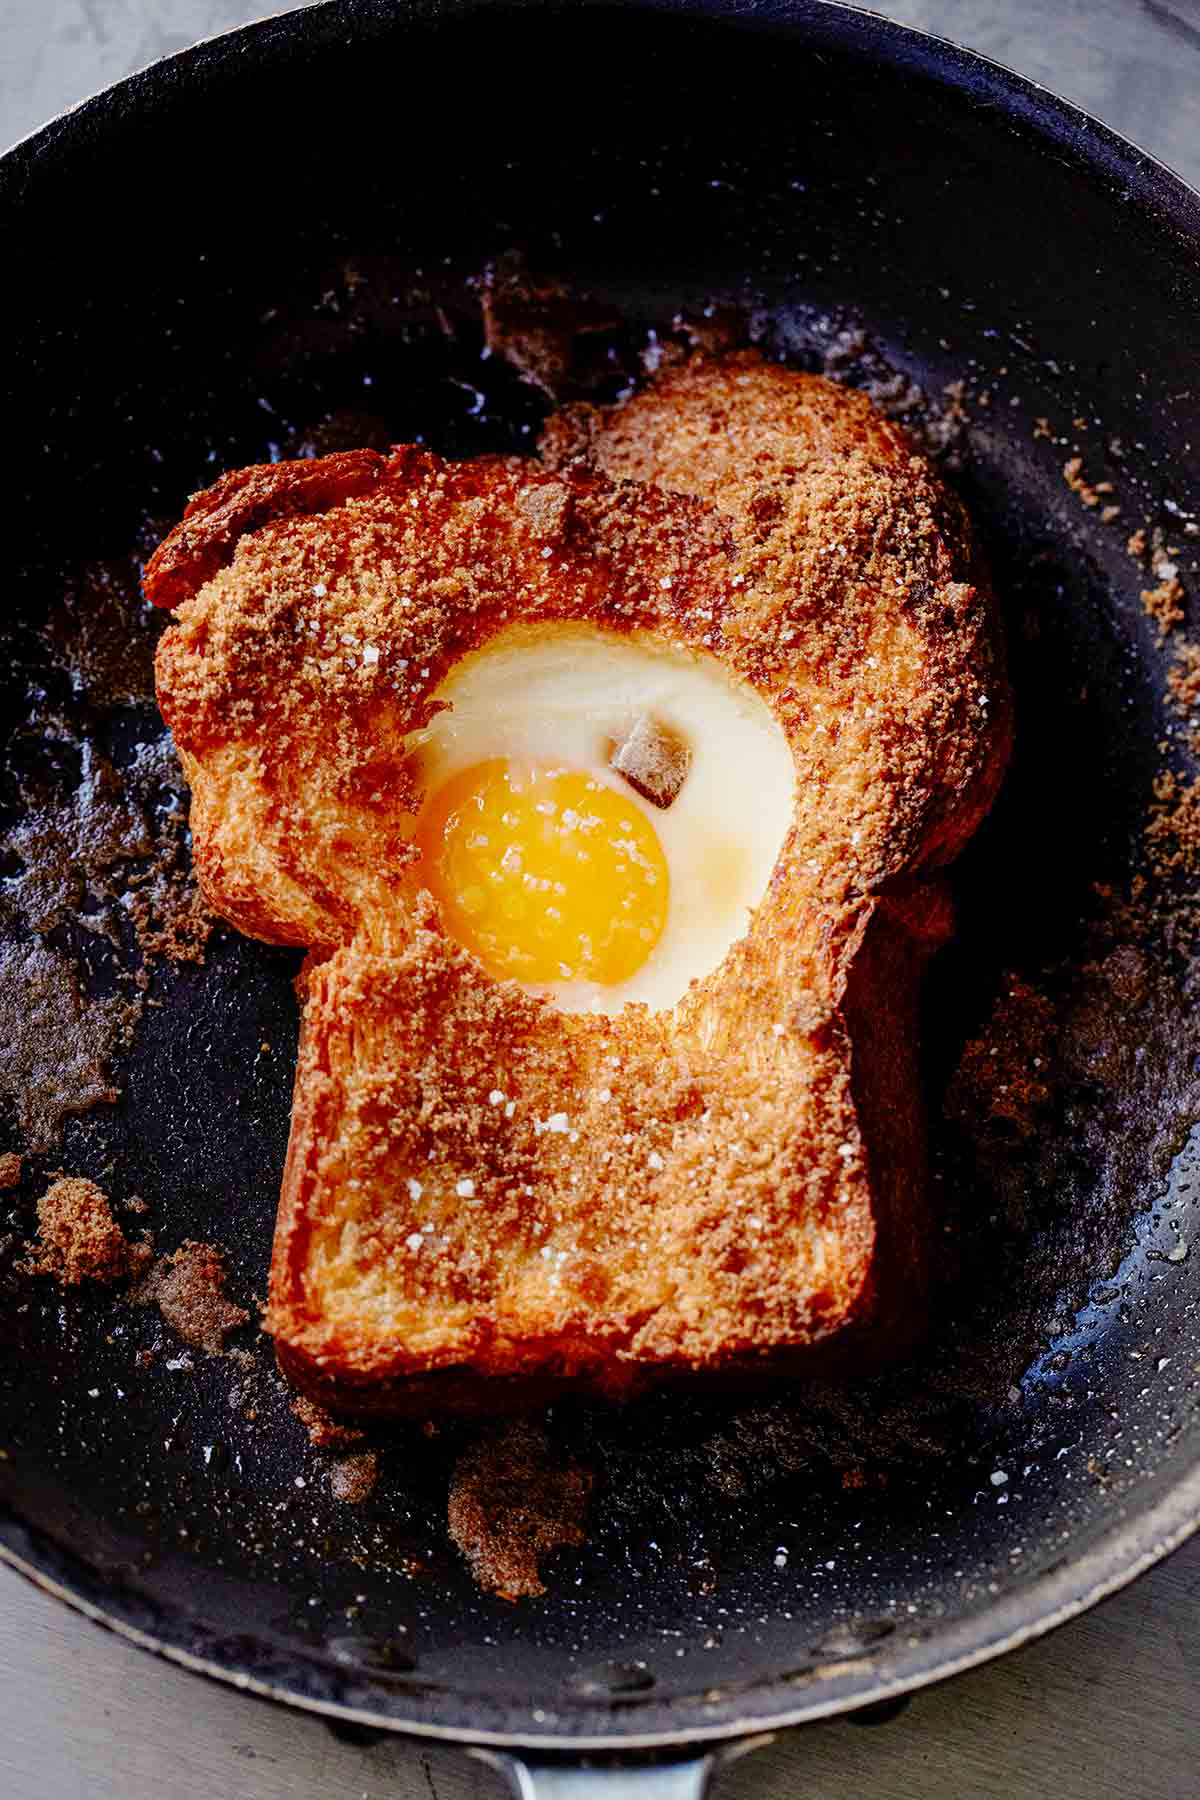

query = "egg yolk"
[417,760,669,986]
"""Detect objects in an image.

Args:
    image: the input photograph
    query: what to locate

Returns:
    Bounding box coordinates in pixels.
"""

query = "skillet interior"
[0,0,1198,1745]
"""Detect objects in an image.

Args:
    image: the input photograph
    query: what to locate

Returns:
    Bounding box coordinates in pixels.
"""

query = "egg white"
[408,622,796,1014]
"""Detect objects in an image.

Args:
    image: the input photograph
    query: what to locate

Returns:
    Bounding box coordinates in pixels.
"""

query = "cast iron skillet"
[2,2,1200,1794]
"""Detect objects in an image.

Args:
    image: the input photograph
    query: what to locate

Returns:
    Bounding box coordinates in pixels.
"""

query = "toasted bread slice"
[148,358,1010,1414]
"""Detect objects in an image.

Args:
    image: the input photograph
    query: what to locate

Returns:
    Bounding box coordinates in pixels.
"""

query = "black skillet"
[2,2,1200,1794]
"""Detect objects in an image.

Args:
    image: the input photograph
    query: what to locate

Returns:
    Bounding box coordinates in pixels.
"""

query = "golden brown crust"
[150,353,1011,1414]
[144,449,387,613]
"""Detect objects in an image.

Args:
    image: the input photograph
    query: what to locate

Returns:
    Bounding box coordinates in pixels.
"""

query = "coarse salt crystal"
[362,643,380,666]
[659,575,673,590]
[647,1149,665,1171]
[488,1089,505,1105]
[837,1143,855,1161]
[546,1112,569,1133]
[311,582,327,597]
[406,1232,424,1252]
[597,1087,612,1103]
[504,1100,516,1118]
[990,1469,1008,1486]
[407,1178,423,1200]
[456,1178,475,1198]
[772,1022,786,1037]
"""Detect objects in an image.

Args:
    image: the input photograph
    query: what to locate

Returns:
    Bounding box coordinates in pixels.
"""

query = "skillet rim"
[1,0,1198,1748]
[1,1461,1198,1747]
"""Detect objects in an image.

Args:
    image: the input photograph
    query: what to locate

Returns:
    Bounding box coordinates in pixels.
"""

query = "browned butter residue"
[0,943,127,1153]
[447,1419,591,1600]
[132,1240,249,1355]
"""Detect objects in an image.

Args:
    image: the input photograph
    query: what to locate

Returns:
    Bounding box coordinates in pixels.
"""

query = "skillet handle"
[473,1736,774,1799]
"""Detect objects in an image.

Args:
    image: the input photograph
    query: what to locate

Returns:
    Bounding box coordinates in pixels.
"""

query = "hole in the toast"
[410,622,795,1013]
[608,712,691,810]
[568,1658,656,1698]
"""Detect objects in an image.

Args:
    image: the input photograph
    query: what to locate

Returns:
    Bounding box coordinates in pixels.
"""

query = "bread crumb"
[1166,641,1200,752]
[22,1177,151,1285]
[0,1152,22,1191]
[946,977,1058,1141]
[290,1392,365,1450]
[1063,456,1114,510]
[329,1451,378,1503]
[610,712,692,809]
[447,1420,591,1599]
[1146,772,1200,877]
[1141,576,1186,640]
[132,1240,248,1354]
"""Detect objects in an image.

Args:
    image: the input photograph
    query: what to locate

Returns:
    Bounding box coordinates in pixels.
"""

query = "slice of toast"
[148,357,1010,1415]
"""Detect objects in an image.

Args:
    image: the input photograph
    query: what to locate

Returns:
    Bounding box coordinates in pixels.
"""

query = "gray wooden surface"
[3,3,1199,1797]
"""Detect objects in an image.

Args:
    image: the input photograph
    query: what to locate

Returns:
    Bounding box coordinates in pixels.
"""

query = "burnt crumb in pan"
[3,730,212,968]
[478,251,624,398]
[0,543,214,1162]
[329,1451,379,1505]
[291,1392,366,1451]
[1147,774,1200,880]
[1168,641,1200,715]
[0,942,126,1152]
[447,1420,592,1600]
[20,1176,152,1287]
[1143,576,1187,640]
[131,1241,250,1356]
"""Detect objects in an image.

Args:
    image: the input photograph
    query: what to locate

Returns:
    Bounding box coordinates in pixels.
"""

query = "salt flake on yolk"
[418,760,669,986]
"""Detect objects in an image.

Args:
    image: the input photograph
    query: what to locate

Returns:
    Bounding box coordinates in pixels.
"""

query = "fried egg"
[410,622,795,1013]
